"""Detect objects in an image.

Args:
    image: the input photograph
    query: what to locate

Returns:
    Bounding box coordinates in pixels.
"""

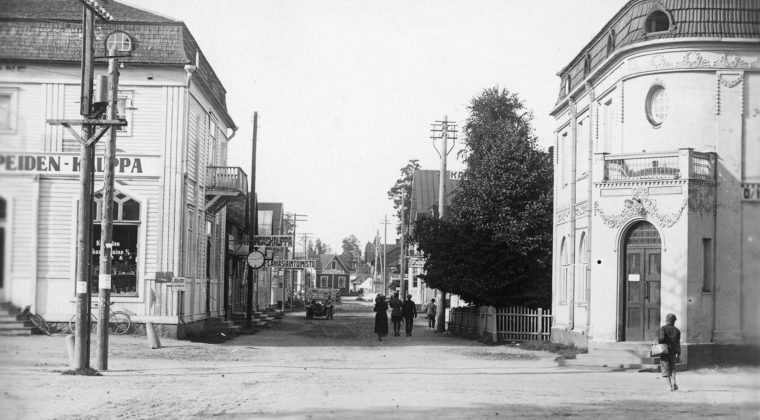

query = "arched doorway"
[623,221,661,341]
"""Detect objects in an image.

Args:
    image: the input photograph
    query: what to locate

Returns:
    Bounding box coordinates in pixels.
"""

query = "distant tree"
[340,234,361,268]
[306,239,316,259]
[413,87,553,308]
[314,238,326,256]
[387,159,420,236]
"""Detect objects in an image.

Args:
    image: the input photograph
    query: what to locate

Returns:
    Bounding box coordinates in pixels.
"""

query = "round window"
[646,85,668,126]
[105,31,133,53]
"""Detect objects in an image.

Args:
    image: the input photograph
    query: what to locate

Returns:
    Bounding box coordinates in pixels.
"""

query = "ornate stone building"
[550,0,759,366]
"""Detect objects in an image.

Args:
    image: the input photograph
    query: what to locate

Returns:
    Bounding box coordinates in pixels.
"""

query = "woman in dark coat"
[374,295,389,341]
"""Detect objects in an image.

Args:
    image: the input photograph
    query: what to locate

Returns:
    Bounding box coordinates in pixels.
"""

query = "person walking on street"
[374,295,389,342]
[658,313,681,391]
[426,298,437,329]
[402,294,417,337]
[389,292,403,337]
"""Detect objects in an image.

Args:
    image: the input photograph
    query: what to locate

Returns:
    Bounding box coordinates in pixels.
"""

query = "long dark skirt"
[374,311,388,336]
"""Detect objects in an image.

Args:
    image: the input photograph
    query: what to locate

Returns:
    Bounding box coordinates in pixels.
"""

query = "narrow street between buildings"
[1,298,758,419]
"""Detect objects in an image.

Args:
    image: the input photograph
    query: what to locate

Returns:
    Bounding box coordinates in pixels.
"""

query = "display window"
[90,191,140,296]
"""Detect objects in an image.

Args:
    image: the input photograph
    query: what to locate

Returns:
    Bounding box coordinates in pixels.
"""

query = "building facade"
[315,254,350,296]
[0,1,245,337]
[550,0,760,364]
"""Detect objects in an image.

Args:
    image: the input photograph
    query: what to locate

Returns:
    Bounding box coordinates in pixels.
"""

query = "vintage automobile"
[305,298,334,320]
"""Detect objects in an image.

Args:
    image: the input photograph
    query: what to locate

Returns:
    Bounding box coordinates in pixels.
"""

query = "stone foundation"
[551,327,590,349]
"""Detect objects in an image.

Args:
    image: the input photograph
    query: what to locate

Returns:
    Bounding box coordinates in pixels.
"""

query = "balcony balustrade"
[205,166,248,214]
[595,149,716,183]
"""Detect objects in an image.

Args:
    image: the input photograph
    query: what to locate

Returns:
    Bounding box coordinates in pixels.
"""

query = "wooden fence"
[449,305,552,342]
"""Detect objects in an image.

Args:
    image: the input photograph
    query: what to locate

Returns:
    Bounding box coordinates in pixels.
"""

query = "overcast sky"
[125,0,627,252]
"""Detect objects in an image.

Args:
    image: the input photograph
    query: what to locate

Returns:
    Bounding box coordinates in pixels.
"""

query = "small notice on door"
[628,274,640,282]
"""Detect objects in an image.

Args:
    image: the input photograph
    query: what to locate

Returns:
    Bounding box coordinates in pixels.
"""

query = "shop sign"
[268,259,316,268]
[742,183,760,201]
[253,235,293,247]
[0,153,161,177]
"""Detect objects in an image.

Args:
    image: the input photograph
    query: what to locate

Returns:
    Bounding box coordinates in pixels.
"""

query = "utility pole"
[381,215,390,295]
[286,213,308,310]
[47,1,116,371]
[96,47,120,371]
[398,189,407,299]
[431,116,457,333]
[246,112,258,330]
[299,233,313,287]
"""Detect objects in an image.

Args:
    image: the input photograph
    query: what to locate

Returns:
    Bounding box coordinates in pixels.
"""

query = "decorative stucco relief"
[716,73,744,116]
[594,187,688,229]
[575,202,590,218]
[556,208,570,224]
[628,51,758,74]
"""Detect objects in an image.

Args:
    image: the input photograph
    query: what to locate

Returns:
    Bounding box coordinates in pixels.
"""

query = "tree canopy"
[340,234,361,268]
[413,87,553,308]
[387,159,419,236]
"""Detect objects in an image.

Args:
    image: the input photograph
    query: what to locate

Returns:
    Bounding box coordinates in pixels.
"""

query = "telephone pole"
[380,215,390,295]
[299,233,313,286]
[398,189,407,299]
[246,112,258,330]
[47,1,117,370]
[96,47,121,371]
[430,116,457,333]
[285,213,307,310]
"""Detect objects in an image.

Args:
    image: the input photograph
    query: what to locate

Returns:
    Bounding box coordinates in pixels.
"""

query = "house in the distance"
[315,254,351,296]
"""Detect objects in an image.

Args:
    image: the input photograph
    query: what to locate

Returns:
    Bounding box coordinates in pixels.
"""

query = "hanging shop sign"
[253,235,294,248]
[268,259,316,269]
[0,153,161,177]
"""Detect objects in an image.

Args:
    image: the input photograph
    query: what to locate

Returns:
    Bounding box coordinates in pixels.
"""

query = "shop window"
[91,190,140,296]
[0,88,18,133]
[644,10,671,33]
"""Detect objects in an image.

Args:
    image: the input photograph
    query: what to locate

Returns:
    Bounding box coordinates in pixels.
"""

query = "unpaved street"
[1,299,758,419]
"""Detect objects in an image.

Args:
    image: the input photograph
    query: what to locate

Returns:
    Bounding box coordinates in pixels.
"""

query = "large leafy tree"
[340,234,361,268]
[387,159,420,235]
[414,87,553,308]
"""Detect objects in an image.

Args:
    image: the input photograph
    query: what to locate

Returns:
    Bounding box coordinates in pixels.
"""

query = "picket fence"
[448,305,552,342]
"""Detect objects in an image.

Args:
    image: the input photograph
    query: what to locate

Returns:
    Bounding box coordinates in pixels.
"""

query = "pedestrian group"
[374,292,419,341]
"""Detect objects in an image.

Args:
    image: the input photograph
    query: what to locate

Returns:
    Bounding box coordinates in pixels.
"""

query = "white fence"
[449,306,552,342]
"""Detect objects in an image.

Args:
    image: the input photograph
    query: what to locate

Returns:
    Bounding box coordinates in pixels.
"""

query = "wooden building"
[0,1,245,337]
[315,254,351,296]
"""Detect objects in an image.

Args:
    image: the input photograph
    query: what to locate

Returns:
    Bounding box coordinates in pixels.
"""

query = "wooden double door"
[623,221,661,341]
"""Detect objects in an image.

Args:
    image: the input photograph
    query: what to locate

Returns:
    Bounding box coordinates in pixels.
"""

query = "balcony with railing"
[595,149,716,184]
[205,166,248,214]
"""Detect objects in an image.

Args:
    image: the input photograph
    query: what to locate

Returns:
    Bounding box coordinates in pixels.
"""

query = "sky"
[125,0,628,252]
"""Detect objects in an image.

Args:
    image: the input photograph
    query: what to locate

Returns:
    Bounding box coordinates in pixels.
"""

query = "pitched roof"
[411,169,460,220]
[315,254,350,272]
[0,0,235,129]
[555,0,760,105]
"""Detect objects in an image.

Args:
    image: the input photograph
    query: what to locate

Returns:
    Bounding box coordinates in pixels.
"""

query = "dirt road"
[1,298,758,419]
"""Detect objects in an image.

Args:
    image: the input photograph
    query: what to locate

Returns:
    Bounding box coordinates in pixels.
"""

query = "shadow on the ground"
[190,400,760,420]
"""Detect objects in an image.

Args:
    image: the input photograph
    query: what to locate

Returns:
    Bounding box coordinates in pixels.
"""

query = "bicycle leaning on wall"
[69,306,131,335]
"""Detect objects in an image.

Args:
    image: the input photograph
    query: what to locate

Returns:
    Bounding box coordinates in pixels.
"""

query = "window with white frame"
[91,190,141,296]
[561,132,570,186]
[338,276,346,288]
[0,88,18,133]
[258,210,273,236]
[115,90,134,136]
[600,98,615,153]
[320,276,328,288]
